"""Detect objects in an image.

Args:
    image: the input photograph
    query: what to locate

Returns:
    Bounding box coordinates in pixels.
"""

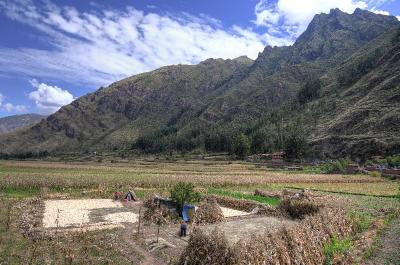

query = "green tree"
[251,128,275,154]
[284,127,309,160]
[233,133,251,158]
[170,182,201,212]
[297,79,322,104]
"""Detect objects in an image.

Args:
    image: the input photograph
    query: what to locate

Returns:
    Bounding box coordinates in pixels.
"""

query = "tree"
[251,129,274,154]
[284,127,309,160]
[297,79,322,104]
[170,182,201,212]
[233,133,251,158]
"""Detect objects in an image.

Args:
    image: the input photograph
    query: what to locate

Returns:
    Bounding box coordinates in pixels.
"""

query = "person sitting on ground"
[113,191,122,200]
[180,220,187,237]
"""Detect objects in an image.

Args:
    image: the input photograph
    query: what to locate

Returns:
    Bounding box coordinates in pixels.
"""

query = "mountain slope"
[0,9,398,159]
[0,57,253,153]
[0,114,45,135]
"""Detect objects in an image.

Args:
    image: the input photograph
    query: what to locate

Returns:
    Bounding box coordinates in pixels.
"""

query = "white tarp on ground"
[43,199,137,228]
[220,206,251,218]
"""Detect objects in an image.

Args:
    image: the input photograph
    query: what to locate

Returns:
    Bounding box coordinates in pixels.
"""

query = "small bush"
[369,171,381,178]
[323,236,352,265]
[347,212,373,233]
[278,199,321,219]
[320,158,351,173]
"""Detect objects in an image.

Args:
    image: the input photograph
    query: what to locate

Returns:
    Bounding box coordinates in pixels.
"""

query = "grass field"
[0,159,399,265]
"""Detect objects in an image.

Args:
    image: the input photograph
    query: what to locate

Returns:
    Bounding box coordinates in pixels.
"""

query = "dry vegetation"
[0,159,399,265]
[0,160,391,192]
[179,208,354,265]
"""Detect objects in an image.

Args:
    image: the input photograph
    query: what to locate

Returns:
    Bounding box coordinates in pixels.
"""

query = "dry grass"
[0,160,386,191]
[179,208,355,265]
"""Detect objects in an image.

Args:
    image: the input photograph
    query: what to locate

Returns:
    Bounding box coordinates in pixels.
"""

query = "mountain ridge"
[0,114,46,135]
[0,9,399,159]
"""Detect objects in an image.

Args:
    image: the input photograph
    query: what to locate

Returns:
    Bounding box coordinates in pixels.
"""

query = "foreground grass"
[323,236,353,265]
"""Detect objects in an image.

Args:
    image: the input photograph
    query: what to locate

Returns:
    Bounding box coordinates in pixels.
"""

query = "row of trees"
[132,123,309,160]
[0,151,49,160]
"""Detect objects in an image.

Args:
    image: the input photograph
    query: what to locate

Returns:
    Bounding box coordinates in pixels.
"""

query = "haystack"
[194,202,224,224]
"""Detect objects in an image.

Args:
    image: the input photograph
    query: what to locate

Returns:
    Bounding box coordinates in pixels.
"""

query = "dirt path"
[120,227,166,265]
[365,217,400,265]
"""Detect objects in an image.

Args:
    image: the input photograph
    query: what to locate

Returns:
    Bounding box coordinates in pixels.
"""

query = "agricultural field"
[0,159,399,265]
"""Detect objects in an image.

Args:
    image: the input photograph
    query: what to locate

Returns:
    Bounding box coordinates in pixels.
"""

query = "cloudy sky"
[0,0,399,117]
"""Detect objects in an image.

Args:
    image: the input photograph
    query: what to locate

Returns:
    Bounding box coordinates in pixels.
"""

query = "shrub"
[347,212,373,233]
[369,171,381,178]
[320,158,351,173]
[170,182,201,212]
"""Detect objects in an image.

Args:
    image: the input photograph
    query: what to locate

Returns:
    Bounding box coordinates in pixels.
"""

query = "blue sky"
[0,0,399,117]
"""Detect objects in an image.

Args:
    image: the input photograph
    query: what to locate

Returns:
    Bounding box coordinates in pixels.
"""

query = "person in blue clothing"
[180,220,187,237]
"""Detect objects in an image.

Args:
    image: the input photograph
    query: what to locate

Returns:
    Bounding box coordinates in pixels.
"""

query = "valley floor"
[0,159,399,264]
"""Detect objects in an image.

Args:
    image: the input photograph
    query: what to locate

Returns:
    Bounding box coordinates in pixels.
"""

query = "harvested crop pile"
[278,199,322,219]
[255,188,313,200]
[143,196,175,224]
[282,189,313,200]
[204,194,278,216]
[194,202,224,224]
[254,189,281,198]
[178,208,355,265]
[178,228,235,265]
[18,198,44,239]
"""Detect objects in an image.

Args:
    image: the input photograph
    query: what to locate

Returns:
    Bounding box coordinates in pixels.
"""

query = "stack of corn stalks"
[277,199,322,219]
[178,228,235,265]
[178,208,355,265]
[143,196,172,225]
[193,202,224,224]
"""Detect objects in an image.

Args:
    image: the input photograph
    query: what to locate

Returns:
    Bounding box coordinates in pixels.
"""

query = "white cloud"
[253,0,399,39]
[396,16,400,21]
[371,8,390,15]
[0,0,289,88]
[28,79,74,114]
[254,0,369,38]
[0,93,27,113]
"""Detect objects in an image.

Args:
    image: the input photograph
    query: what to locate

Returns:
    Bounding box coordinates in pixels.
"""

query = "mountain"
[0,9,399,159]
[0,114,45,135]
